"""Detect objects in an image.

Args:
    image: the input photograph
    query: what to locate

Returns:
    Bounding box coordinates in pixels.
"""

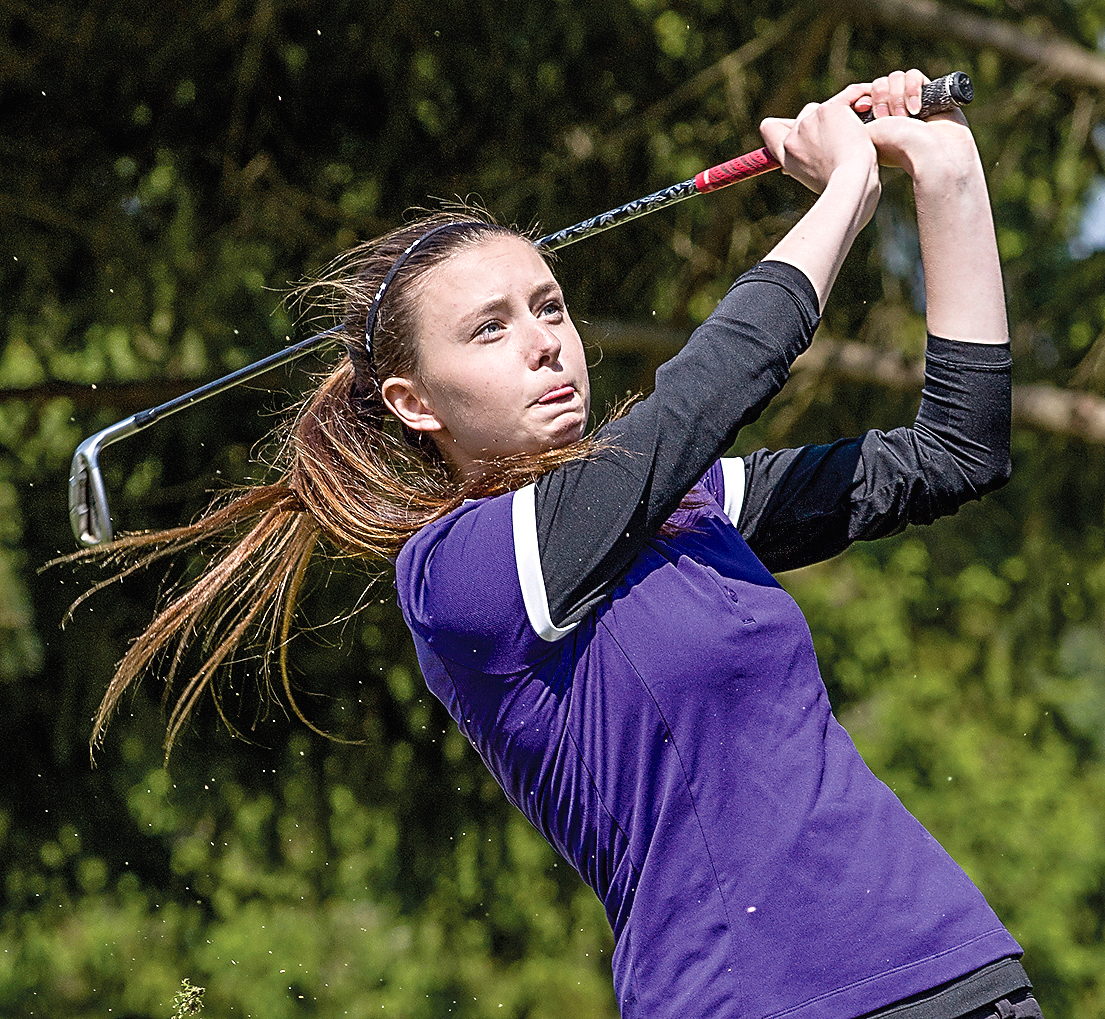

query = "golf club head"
[68,415,143,546]
[69,439,113,547]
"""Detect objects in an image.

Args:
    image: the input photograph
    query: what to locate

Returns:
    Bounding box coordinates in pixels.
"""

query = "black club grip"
[857,71,974,123]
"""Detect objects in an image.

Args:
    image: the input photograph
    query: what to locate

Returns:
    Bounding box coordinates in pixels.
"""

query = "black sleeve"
[736,334,1012,573]
[533,261,821,628]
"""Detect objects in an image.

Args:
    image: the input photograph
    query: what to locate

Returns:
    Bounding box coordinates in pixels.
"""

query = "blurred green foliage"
[3,0,1105,1016]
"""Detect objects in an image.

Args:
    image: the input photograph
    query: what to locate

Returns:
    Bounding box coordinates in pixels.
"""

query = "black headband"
[363,221,471,362]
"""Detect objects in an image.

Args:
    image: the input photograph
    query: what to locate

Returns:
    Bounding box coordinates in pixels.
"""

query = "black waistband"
[859,957,1031,1019]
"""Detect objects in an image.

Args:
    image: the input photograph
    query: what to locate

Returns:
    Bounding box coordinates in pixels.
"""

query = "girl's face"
[381,235,591,479]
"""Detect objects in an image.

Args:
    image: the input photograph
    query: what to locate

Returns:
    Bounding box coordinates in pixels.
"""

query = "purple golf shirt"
[396,473,1019,1018]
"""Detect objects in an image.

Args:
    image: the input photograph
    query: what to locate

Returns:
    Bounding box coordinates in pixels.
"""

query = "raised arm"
[737,73,1012,572]
[757,83,883,310]
[863,71,1008,345]
[759,70,1007,342]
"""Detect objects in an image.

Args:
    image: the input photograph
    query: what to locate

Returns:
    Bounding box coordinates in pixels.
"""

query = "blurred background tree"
[3,0,1105,1016]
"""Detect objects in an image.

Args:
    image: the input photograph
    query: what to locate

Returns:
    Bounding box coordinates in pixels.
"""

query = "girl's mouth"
[538,385,575,404]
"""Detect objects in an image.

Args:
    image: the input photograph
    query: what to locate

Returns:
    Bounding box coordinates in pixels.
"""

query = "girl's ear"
[379,377,444,434]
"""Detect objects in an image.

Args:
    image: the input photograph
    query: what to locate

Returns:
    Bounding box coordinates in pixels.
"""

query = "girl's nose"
[527,320,561,369]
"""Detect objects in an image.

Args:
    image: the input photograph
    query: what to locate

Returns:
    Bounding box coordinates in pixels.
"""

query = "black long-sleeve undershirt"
[533,261,1012,630]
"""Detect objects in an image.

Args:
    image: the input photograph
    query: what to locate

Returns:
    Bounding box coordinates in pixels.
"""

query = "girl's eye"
[540,300,565,320]
[476,320,505,339]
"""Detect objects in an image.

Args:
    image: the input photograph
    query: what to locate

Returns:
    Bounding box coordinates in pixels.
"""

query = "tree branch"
[844,0,1105,89]
[1012,384,1105,444]
[6,328,1105,445]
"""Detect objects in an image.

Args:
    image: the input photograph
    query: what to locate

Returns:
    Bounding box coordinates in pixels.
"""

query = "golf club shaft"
[534,149,774,250]
[537,71,973,249]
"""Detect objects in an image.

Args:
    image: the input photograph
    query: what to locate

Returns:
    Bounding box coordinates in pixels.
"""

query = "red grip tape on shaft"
[694,147,780,193]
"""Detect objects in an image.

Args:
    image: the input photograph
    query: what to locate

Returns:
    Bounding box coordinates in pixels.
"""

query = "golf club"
[68,72,972,546]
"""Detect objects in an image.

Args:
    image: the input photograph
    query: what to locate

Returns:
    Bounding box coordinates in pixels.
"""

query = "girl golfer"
[92,71,1041,1019]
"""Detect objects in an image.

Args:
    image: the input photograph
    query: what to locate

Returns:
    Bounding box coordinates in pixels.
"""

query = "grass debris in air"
[172,978,205,1017]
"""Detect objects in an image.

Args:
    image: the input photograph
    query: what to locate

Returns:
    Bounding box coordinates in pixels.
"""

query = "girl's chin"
[543,418,588,451]
[449,415,590,470]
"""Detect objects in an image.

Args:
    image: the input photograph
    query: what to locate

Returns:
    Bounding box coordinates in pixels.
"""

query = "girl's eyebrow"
[459,294,510,330]
[532,280,563,302]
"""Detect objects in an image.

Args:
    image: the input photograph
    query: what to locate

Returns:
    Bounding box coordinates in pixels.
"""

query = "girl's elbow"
[972,452,1012,497]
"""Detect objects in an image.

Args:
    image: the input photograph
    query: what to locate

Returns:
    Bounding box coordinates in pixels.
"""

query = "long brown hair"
[78,208,606,758]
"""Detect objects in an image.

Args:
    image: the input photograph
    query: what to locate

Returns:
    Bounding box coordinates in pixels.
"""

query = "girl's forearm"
[764,159,880,312]
[912,143,1008,344]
